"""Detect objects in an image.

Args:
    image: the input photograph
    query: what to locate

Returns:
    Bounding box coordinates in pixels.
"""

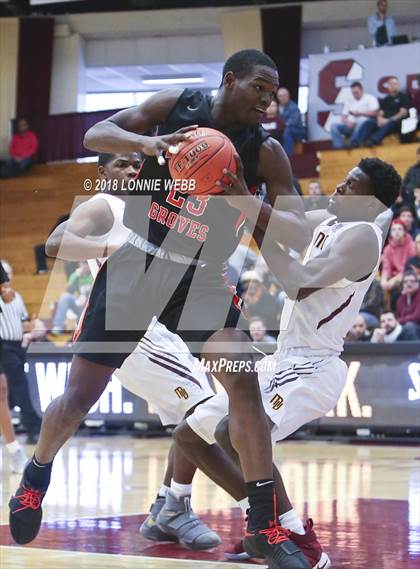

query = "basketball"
[167,127,237,195]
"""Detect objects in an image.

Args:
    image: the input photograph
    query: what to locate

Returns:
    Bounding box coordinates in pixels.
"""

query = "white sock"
[158,484,170,498]
[238,497,250,514]
[170,480,192,499]
[6,440,20,454]
[279,509,305,535]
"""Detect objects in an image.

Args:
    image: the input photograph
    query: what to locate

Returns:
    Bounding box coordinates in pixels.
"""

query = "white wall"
[50,31,86,114]
[85,34,223,67]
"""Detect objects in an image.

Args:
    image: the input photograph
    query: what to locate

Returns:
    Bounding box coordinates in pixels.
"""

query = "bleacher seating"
[0,162,96,316]
[0,143,417,316]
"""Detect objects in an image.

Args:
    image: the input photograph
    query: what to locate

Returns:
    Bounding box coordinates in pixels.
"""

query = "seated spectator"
[381,218,416,297]
[399,205,419,239]
[276,87,305,156]
[261,100,283,142]
[0,118,39,179]
[304,180,329,211]
[371,311,419,342]
[405,233,420,277]
[415,188,420,220]
[346,314,372,342]
[360,278,384,328]
[355,77,410,147]
[33,213,70,274]
[401,147,420,205]
[330,82,379,149]
[240,270,280,335]
[249,317,276,343]
[396,272,420,328]
[51,261,93,334]
[367,0,397,47]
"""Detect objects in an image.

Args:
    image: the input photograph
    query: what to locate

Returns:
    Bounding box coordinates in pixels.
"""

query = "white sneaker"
[9,447,28,474]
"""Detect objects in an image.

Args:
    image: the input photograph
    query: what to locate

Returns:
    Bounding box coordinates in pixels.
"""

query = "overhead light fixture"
[142,76,204,85]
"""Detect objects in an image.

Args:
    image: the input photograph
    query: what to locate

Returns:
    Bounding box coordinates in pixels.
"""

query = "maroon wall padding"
[289,152,319,179]
[16,17,54,119]
[261,5,302,101]
[14,109,124,163]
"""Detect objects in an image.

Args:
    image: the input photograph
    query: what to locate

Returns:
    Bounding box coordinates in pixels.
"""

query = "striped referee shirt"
[0,291,28,341]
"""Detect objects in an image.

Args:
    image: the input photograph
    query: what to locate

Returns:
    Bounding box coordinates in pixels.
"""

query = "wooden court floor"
[1,436,419,568]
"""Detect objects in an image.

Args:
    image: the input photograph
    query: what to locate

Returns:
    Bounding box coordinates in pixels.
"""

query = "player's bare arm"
[261,223,380,300]
[46,199,115,260]
[84,89,196,157]
[218,138,311,252]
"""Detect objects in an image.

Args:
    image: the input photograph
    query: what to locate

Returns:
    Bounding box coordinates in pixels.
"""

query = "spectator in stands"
[401,147,420,204]
[367,0,397,46]
[405,233,420,277]
[51,261,93,334]
[240,270,280,335]
[360,279,384,328]
[33,214,70,275]
[0,118,39,179]
[261,100,283,142]
[249,317,276,343]
[0,260,42,444]
[346,314,372,342]
[330,82,379,149]
[304,179,329,211]
[356,77,410,147]
[371,311,419,342]
[399,205,419,239]
[381,218,416,296]
[415,188,420,220]
[276,87,305,156]
[396,272,420,328]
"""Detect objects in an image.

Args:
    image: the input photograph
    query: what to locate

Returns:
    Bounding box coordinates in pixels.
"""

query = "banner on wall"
[23,343,420,433]
[308,43,419,141]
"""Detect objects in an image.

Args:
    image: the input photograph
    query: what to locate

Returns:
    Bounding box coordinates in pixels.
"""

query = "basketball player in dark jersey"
[9,49,311,569]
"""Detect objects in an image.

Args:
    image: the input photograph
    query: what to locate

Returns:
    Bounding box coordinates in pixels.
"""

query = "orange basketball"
[167,127,237,195]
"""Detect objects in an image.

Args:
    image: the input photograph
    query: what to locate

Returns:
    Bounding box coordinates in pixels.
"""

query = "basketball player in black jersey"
[9,49,311,569]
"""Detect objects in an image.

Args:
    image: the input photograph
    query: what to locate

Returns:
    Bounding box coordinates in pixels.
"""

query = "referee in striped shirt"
[0,261,41,443]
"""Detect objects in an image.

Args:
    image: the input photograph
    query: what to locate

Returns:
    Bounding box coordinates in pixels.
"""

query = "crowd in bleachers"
[224,147,420,343]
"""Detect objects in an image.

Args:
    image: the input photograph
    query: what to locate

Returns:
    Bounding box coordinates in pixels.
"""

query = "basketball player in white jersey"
[169,157,401,568]
[45,152,221,550]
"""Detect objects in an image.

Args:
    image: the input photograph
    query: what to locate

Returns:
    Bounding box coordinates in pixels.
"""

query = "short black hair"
[222,49,277,82]
[358,157,401,208]
[351,82,363,90]
[98,153,116,167]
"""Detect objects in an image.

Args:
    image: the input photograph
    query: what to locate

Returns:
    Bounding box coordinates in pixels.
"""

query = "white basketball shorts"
[187,349,348,444]
[115,318,215,426]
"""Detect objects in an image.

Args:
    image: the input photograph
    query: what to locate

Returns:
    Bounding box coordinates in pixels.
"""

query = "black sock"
[24,455,53,490]
[246,479,275,530]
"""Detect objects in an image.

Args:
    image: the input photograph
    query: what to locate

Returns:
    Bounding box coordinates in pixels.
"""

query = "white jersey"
[277,217,383,354]
[79,192,214,424]
[85,193,131,277]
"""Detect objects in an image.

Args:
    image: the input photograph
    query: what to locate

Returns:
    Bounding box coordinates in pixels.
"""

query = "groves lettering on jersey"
[124,89,269,264]
[148,190,210,243]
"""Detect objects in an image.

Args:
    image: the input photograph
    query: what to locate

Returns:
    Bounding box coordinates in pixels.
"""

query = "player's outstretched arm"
[46,199,115,260]
[261,223,380,300]
[83,89,195,158]
[219,139,311,252]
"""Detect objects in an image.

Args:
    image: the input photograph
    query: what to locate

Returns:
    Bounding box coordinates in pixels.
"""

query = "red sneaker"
[289,520,331,569]
[225,520,330,569]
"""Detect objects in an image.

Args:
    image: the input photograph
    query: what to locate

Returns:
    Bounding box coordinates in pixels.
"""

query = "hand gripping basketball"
[166,127,238,195]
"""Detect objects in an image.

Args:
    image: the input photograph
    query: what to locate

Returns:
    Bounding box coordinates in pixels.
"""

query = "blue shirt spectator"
[367,0,397,46]
[276,88,305,156]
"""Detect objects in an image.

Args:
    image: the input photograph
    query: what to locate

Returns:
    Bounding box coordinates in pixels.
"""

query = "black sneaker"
[9,479,46,544]
[243,522,310,569]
